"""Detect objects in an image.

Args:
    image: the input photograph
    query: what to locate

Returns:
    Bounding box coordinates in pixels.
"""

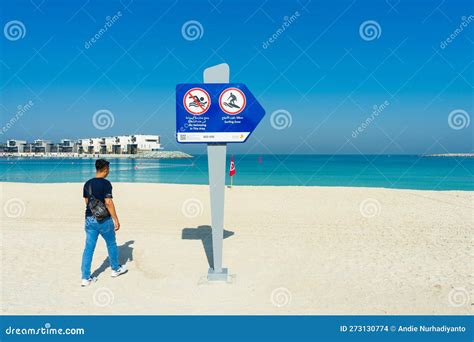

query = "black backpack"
[87,183,110,221]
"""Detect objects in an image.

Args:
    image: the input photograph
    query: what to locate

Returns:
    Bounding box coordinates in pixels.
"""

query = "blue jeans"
[81,216,119,279]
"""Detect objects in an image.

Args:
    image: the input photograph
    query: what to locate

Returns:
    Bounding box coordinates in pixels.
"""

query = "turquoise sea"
[0,155,473,191]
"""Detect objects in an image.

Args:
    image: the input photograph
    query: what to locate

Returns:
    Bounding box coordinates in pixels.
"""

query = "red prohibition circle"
[183,87,211,115]
[219,87,246,115]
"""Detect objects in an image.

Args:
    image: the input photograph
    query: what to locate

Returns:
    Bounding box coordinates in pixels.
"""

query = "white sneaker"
[111,265,127,278]
[81,278,92,287]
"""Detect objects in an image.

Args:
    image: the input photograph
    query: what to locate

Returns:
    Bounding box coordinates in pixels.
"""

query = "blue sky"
[0,0,472,154]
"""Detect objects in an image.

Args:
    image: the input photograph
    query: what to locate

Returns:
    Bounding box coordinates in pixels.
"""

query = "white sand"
[1,183,472,315]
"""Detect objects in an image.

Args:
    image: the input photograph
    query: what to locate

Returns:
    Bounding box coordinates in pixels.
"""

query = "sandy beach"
[1,183,472,315]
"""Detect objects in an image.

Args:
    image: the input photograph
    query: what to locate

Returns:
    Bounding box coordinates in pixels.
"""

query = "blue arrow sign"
[176,83,265,143]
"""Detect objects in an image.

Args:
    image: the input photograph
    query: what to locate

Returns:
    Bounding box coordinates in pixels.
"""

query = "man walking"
[81,159,127,286]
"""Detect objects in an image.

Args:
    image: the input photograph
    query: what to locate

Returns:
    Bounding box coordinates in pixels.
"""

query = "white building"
[111,135,128,154]
[59,139,77,153]
[77,135,162,154]
[79,138,102,154]
[110,135,161,154]
[135,135,161,151]
[99,137,116,154]
[2,135,163,155]
[33,139,53,153]
[6,139,27,153]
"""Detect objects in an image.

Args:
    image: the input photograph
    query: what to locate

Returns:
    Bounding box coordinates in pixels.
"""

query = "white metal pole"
[204,63,229,281]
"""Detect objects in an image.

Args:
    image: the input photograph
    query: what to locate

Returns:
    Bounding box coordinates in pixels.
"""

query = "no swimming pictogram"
[183,87,210,115]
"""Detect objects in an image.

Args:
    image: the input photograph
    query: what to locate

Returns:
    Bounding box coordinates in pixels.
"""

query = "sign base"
[207,267,229,282]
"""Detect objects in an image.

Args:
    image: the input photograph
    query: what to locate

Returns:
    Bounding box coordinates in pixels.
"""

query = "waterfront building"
[3,135,162,155]
[6,139,27,153]
[33,139,53,153]
[59,139,77,153]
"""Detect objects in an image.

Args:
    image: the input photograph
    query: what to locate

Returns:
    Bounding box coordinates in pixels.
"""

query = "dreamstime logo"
[178,123,190,132]
[84,11,123,49]
[359,20,382,41]
[181,20,204,41]
[271,287,292,307]
[447,287,469,307]
[3,198,26,218]
[448,109,470,130]
[181,198,203,218]
[440,15,474,49]
[92,109,115,130]
[359,198,381,218]
[4,322,85,336]
[0,100,34,136]
[352,100,390,138]
[93,287,114,307]
[262,11,301,49]
[4,20,26,41]
[270,109,292,130]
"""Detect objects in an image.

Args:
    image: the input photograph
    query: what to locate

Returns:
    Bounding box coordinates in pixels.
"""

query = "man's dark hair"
[95,159,110,171]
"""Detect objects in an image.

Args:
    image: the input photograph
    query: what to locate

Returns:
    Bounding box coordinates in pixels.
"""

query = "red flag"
[229,156,236,176]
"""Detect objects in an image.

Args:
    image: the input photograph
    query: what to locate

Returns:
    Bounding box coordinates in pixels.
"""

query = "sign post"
[176,63,265,281]
[204,63,229,281]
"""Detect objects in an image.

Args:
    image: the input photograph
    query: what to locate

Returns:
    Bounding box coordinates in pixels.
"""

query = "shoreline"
[421,153,474,158]
[1,152,473,159]
[0,151,193,159]
[1,182,472,192]
[1,181,473,190]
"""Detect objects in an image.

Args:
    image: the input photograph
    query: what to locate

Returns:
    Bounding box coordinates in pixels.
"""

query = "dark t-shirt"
[83,178,113,217]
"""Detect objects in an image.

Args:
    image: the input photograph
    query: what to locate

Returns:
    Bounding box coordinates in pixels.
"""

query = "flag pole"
[229,155,236,189]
